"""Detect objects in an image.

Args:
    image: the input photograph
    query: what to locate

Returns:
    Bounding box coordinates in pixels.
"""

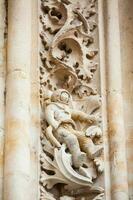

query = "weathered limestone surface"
[39,0,104,199]
[4,0,32,199]
[0,0,133,199]
[30,0,40,199]
[0,0,6,199]
[119,0,133,199]
[105,0,129,199]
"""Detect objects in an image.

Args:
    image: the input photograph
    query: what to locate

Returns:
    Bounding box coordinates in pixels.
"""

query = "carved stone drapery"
[39,0,104,199]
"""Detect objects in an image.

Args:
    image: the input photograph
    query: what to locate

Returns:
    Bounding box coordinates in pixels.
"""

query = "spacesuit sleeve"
[44,104,59,129]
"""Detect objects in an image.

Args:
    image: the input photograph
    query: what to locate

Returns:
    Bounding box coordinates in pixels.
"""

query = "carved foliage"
[39,0,104,199]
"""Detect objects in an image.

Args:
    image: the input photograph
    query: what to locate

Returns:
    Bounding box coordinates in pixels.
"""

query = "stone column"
[0,0,6,199]
[4,0,32,200]
[119,0,133,198]
[98,1,111,199]
[30,0,40,199]
[106,0,129,199]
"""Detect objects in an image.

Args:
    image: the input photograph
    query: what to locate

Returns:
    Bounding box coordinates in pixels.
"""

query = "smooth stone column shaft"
[98,1,111,199]
[4,0,32,200]
[106,0,129,199]
[0,0,6,199]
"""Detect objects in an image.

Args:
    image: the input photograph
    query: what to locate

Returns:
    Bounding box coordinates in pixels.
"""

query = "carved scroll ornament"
[39,0,104,199]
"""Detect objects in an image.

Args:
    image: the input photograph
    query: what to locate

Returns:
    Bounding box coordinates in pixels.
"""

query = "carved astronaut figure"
[43,89,103,168]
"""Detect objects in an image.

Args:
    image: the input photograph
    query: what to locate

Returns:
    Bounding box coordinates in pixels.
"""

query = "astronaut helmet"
[51,89,71,105]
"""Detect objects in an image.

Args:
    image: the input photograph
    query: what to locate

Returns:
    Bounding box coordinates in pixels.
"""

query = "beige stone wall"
[0,0,133,199]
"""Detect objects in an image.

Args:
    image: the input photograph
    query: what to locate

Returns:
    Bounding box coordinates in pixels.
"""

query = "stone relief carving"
[39,0,104,199]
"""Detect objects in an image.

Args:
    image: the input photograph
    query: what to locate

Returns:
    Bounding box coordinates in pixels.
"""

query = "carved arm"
[71,110,98,124]
[44,104,59,130]
[45,125,61,148]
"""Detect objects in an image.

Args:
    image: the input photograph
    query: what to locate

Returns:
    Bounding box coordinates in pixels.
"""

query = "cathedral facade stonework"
[0,0,133,200]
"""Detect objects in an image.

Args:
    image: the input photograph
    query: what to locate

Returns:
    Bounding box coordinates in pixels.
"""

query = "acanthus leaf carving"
[39,0,104,199]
